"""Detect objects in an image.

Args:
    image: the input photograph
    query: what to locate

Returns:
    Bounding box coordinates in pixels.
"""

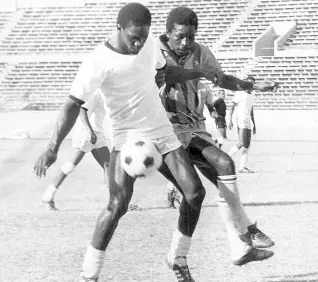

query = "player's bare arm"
[251,107,256,134]
[166,66,219,85]
[207,73,279,93]
[33,98,82,178]
[79,107,97,144]
[156,64,219,87]
[228,102,237,130]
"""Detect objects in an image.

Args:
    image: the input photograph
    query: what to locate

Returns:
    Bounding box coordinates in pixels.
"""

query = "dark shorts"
[215,116,227,129]
[237,128,252,148]
[186,136,221,186]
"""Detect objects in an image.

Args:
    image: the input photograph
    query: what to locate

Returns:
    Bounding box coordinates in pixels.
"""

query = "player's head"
[116,3,152,54]
[218,89,225,99]
[165,7,198,57]
[245,76,255,93]
[246,76,255,83]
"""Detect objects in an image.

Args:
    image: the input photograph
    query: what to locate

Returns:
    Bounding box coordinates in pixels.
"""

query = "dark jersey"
[213,98,227,118]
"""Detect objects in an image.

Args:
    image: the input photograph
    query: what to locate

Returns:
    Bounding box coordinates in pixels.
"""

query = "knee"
[242,147,249,153]
[236,142,243,149]
[184,183,206,210]
[60,162,76,175]
[105,197,129,220]
[217,154,235,175]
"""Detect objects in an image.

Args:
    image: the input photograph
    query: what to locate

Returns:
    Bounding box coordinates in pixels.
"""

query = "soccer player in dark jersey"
[158,6,277,268]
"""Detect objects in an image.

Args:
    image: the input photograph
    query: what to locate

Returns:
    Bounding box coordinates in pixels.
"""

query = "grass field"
[1,138,318,282]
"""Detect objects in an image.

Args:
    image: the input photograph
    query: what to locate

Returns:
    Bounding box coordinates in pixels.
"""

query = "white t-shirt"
[75,90,106,133]
[70,34,174,147]
[232,91,254,129]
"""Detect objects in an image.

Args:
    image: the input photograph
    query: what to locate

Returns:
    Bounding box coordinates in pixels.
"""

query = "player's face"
[120,22,150,55]
[167,24,196,56]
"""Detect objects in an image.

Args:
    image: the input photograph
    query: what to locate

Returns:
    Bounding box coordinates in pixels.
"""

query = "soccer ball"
[120,138,163,177]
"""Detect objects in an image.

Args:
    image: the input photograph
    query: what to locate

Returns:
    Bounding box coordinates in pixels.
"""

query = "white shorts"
[114,134,182,155]
[72,128,107,153]
[236,119,253,130]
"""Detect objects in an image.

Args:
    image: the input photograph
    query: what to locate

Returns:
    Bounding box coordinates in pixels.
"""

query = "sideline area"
[1,110,318,141]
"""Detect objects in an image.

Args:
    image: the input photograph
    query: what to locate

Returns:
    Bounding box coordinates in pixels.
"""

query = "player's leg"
[188,136,274,264]
[216,127,227,149]
[159,146,205,281]
[91,145,111,186]
[41,148,86,211]
[165,180,178,208]
[228,128,243,157]
[80,149,136,281]
[91,145,139,211]
[238,128,253,173]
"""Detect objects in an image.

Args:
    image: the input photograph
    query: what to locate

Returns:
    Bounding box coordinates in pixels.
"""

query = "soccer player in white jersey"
[41,90,110,211]
[33,3,223,282]
[228,76,257,173]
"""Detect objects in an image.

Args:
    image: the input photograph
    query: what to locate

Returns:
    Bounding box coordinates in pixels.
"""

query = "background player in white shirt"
[228,76,257,173]
[33,3,222,282]
[41,90,110,211]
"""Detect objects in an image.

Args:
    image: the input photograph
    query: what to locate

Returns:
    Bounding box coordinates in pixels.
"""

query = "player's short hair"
[117,3,151,29]
[166,7,199,32]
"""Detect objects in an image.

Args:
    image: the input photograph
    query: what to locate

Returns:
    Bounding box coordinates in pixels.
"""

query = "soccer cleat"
[248,223,275,248]
[41,200,59,211]
[165,255,195,282]
[232,248,274,266]
[78,271,98,282]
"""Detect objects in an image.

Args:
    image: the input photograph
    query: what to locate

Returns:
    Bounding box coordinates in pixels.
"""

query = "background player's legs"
[165,180,178,208]
[159,146,205,267]
[188,137,274,262]
[81,150,136,280]
[228,128,243,157]
[216,127,227,149]
[237,129,253,172]
[91,146,111,187]
[42,148,86,210]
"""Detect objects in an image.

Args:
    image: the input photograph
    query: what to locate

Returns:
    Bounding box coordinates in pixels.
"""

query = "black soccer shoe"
[165,255,195,282]
[232,248,274,266]
[248,223,275,248]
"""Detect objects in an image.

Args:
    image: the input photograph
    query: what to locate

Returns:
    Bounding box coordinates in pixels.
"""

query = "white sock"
[228,145,240,157]
[82,245,105,280]
[169,229,191,265]
[217,175,253,234]
[42,184,58,202]
[239,148,249,170]
[218,197,251,260]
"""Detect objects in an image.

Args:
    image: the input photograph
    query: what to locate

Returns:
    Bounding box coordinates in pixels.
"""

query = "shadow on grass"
[266,271,318,282]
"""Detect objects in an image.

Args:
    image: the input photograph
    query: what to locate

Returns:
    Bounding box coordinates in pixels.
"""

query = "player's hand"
[228,121,233,130]
[253,127,256,135]
[90,131,97,144]
[258,80,279,92]
[33,148,57,178]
